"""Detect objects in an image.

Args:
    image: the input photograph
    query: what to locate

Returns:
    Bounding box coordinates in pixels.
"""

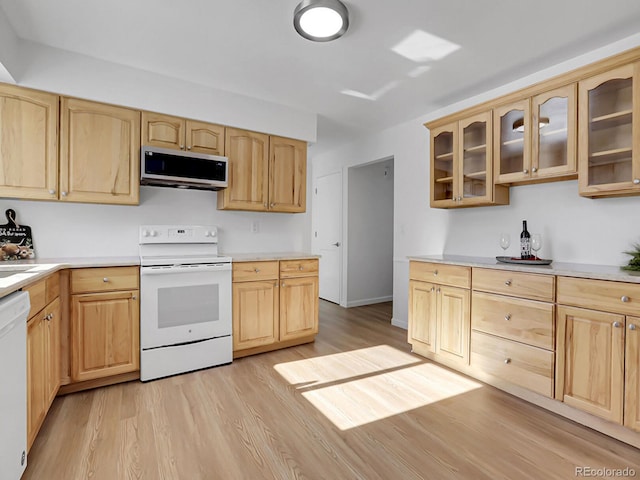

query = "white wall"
[311,32,640,329]
[346,158,394,307]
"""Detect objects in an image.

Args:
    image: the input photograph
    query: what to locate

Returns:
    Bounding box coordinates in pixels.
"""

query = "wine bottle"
[520,220,531,259]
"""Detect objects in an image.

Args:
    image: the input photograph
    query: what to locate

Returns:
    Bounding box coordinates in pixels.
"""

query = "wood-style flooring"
[24,301,640,479]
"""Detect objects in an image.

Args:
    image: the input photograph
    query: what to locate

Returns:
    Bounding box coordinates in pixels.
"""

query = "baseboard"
[391,317,408,329]
[346,295,393,308]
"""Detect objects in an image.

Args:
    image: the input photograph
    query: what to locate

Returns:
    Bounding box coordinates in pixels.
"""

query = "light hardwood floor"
[25,301,640,479]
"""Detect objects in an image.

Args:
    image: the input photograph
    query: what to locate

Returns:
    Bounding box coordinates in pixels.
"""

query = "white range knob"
[209,230,216,237]
[142,230,150,237]
[150,230,158,237]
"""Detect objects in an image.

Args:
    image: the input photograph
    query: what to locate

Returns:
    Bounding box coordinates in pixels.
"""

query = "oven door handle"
[140,264,232,275]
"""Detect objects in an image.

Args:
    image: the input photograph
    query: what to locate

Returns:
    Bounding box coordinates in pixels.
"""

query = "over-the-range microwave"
[140,145,228,191]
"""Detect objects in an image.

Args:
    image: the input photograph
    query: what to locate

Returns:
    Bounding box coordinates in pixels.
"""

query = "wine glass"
[531,234,542,259]
[499,233,510,256]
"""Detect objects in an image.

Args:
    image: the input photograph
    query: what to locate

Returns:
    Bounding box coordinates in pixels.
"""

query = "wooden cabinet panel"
[45,298,61,406]
[217,127,269,211]
[471,331,554,397]
[70,266,139,294]
[279,276,319,341]
[471,291,554,350]
[0,84,58,200]
[233,281,279,350]
[436,285,470,364]
[473,268,555,302]
[71,290,140,382]
[625,316,640,432]
[60,98,140,205]
[409,262,470,288]
[186,120,225,155]
[141,111,185,150]
[232,261,279,282]
[27,313,46,450]
[269,136,306,212]
[280,258,319,278]
[408,280,437,353]
[556,306,624,423]
[557,276,640,316]
[24,278,47,319]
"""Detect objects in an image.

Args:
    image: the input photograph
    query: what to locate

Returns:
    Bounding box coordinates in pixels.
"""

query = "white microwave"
[140,146,228,191]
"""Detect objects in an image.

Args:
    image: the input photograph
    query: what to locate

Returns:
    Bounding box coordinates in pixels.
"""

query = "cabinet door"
[233,281,279,351]
[532,84,577,180]
[27,314,47,451]
[436,285,470,364]
[494,99,531,184]
[430,123,458,207]
[217,128,269,211]
[45,297,61,407]
[0,84,58,200]
[458,112,493,206]
[625,316,640,432]
[141,112,185,150]
[556,306,624,423]
[408,280,437,353]
[60,98,140,205]
[186,120,225,155]
[71,290,140,382]
[269,136,307,212]
[578,63,640,197]
[279,276,319,342]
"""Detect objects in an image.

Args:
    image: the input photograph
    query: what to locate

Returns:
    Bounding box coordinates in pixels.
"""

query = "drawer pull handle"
[434,270,438,276]
[504,280,512,286]
[103,277,109,282]
[504,314,512,321]
[621,295,630,303]
[613,321,622,328]
[254,268,260,273]
[504,358,511,365]
[630,324,637,331]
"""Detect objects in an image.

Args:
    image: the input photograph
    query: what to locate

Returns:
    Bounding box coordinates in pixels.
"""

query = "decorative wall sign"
[0,209,35,260]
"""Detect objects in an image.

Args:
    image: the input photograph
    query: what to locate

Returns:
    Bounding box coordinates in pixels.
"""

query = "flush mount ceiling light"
[294,0,349,42]
[512,117,550,132]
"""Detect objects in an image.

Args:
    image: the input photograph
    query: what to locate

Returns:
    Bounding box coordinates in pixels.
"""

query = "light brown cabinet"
[60,98,140,205]
[430,112,508,208]
[232,259,318,357]
[141,111,225,155]
[25,273,60,451]
[70,267,139,382]
[0,84,59,200]
[218,128,307,212]
[578,63,640,197]
[408,262,471,365]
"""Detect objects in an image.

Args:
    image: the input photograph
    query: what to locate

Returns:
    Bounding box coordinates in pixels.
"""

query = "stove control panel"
[139,225,219,244]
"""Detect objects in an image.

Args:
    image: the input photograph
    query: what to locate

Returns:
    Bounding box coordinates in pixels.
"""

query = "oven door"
[140,263,232,349]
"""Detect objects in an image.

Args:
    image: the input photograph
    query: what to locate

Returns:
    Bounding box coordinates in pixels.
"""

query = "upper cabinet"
[60,98,140,205]
[578,63,640,197]
[218,128,307,213]
[430,111,508,208]
[494,85,577,185]
[0,84,59,200]
[142,112,225,156]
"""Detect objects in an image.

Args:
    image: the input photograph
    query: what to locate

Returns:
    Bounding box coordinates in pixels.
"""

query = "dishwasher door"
[0,290,30,480]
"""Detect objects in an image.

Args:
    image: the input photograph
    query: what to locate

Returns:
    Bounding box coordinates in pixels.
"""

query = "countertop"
[223,252,320,262]
[409,254,640,284]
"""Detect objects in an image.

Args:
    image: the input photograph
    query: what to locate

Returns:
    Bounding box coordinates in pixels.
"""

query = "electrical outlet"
[251,220,260,233]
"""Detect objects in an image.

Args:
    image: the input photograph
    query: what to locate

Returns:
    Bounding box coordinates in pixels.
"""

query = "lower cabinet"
[70,267,140,383]
[232,258,319,357]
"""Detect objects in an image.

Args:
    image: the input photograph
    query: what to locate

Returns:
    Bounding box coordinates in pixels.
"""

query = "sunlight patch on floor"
[275,346,481,430]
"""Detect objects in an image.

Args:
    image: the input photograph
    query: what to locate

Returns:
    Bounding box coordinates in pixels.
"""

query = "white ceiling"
[2,0,640,152]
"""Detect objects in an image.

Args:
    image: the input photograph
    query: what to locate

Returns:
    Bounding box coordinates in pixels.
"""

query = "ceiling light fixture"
[293,0,349,42]
[512,117,550,132]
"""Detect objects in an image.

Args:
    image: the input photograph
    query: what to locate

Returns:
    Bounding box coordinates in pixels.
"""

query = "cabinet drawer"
[557,276,640,316]
[472,268,554,302]
[71,267,139,294]
[409,262,470,288]
[25,278,46,319]
[280,258,319,278]
[233,261,279,282]
[45,272,60,304]
[471,292,554,350]
[471,331,554,397]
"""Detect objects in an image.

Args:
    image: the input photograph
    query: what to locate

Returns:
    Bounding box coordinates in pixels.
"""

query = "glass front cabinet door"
[494,100,531,184]
[430,123,457,207]
[578,63,640,197]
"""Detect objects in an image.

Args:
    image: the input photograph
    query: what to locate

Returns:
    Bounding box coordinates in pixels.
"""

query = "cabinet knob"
[49,313,54,320]
[299,265,304,270]
[103,277,109,282]
[132,295,137,300]
[630,324,637,331]
[457,196,462,202]
[634,178,640,185]
[61,191,68,197]
[504,358,511,365]
[187,146,192,150]
[180,145,185,150]
[613,321,622,328]
[430,287,435,292]
[532,167,538,173]
[264,203,268,208]
[434,270,438,276]
[436,288,441,293]
[621,295,630,303]
[523,169,529,174]
[282,282,286,287]
[49,189,56,195]
[270,203,275,208]
[504,314,512,321]
[505,280,512,286]
[254,268,260,273]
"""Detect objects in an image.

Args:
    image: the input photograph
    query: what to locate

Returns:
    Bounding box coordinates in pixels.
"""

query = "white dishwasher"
[0,291,30,480]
